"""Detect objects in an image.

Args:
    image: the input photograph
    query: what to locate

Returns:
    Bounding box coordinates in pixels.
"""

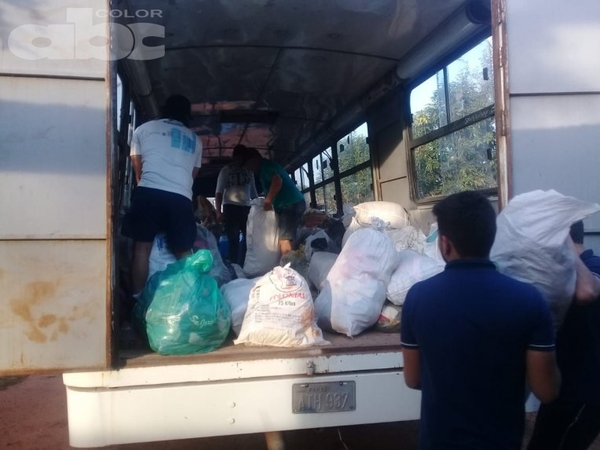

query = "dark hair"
[232,144,248,158]
[570,220,584,245]
[432,191,497,258]
[241,147,262,164]
[163,95,191,126]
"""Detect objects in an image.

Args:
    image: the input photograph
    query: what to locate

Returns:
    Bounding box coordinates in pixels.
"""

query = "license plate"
[292,381,356,414]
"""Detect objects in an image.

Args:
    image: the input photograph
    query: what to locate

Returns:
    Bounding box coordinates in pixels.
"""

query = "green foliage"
[412,41,497,199]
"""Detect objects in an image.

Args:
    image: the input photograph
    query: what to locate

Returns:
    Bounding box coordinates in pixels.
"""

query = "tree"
[412,40,497,199]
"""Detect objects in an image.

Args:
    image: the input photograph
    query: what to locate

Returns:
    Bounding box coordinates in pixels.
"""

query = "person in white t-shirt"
[215,145,258,264]
[122,95,203,295]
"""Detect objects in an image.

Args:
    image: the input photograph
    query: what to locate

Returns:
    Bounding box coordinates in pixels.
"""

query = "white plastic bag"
[491,190,600,330]
[315,224,400,337]
[387,226,427,254]
[221,278,260,336]
[342,201,411,247]
[235,264,328,347]
[423,223,444,263]
[149,225,232,286]
[148,234,176,280]
[243,198,280,277]
[354,201,409,229]
[387,250,445,305]
[307,252,338,291]
[194,224,232,286]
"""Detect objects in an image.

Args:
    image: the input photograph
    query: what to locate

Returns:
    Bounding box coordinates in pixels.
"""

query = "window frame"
[294,122,374,214]
[406,34,497,204]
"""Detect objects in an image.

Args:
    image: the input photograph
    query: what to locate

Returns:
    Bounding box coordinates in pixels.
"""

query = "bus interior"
[113,0,498,365]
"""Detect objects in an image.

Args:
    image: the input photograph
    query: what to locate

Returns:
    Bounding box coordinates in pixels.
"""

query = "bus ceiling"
[117,0,491,176]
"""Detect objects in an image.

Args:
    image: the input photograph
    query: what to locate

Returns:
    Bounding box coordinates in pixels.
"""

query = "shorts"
[276,200,306,241]
[122,187,196,253]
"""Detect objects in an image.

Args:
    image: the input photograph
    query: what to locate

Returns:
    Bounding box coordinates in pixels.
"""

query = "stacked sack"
[243,198,280,277]
[133,250,231,355]
[491,190,600,331]
[314,220,400,337]
[233,264,328,347]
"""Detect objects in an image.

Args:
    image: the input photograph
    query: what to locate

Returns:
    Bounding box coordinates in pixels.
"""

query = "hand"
[216,211,224,223]
[263,200,273,211]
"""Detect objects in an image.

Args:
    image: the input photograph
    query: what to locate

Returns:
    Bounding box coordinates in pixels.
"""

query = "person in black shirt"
[528,220,600,450]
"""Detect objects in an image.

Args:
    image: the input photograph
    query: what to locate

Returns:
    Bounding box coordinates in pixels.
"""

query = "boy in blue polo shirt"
[401,191,560,450]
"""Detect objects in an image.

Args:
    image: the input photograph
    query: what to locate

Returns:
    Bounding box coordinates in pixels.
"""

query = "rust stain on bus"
[10,281,59,343]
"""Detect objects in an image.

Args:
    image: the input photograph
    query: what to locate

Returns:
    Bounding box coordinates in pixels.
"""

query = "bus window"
[337,122,373,206]
[409,37,496,201]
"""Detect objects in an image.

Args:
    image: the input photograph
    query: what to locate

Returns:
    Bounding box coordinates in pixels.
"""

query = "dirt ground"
[1,375,599,450]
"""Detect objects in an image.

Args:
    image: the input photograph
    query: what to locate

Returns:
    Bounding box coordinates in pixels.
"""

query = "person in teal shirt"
[243,148,306,255]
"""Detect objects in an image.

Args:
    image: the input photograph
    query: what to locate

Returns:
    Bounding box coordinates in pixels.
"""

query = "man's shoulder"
[581,250,600,276]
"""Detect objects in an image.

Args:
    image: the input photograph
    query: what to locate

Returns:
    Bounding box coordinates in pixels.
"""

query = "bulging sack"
[244,198,280,277]
[491,190,600,330]
[148,224,232,287]
[342,201,411,247]
[308,252,338,291]
[315,226,400,337]
[235,265,328,347]
[387,250,445,306]
[354,201,409,229]
[221,278,260,336]
[140,250,231,355]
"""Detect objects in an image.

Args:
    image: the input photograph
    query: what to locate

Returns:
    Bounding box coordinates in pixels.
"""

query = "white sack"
[387,250,445,305]
[315,226,400,337]
[342,201,411,247]
[342,217,362,247]
[235,265,328,347]
[231,263,246,279]
[243,198,280,277]
[221,278,260,336]
[423,223,444,263]
[354,201,409,229]
[148,225,232,286]
[308,252,338,291]
[491,190,600,330]
[387,226,427,254]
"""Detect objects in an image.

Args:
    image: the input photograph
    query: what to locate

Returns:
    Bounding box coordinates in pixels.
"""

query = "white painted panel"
[506,0,600,94]
[0,0,109,78]
[380,177,411,211]
[0,240,107,373]
[0,76,107,238]
[510,94,600,232]
[65,371,420,447]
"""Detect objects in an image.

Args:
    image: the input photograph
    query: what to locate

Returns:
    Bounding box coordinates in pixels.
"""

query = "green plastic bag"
[135,250,231,355]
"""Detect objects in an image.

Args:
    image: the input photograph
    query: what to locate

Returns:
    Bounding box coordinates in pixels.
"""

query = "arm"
[264,174,282,211]
[192,166,201,179]
[215,193,224,222]
[214,167,227,221]
[571,241,600,304]
[400,292,420,389]
[131,155,142,185]
[402,348,421,390]
[526,350,560,403]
